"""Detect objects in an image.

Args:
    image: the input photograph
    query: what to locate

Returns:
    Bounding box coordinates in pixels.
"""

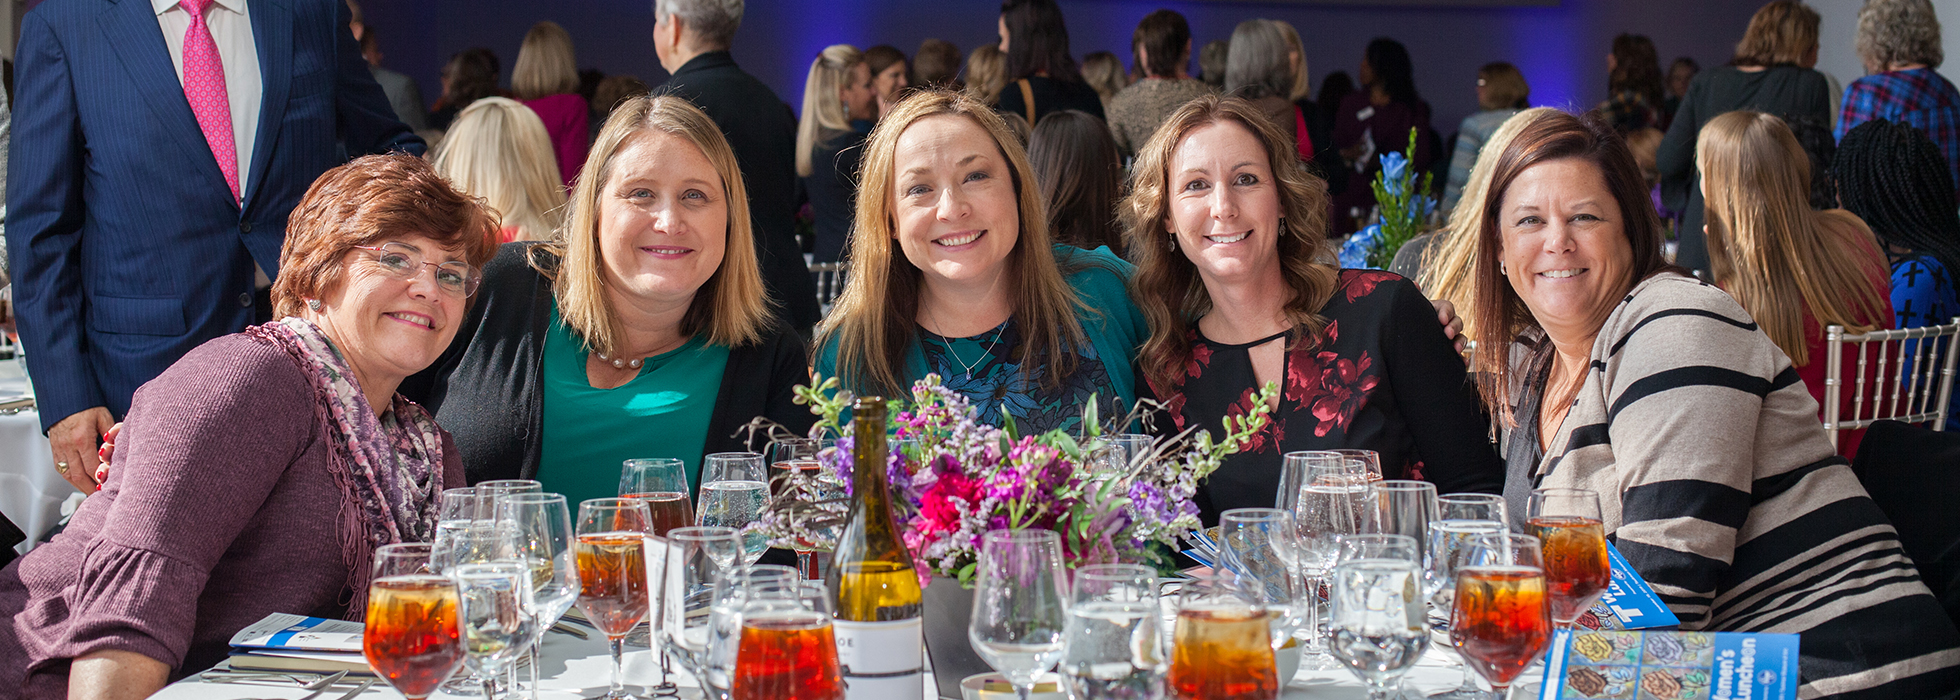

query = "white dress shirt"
[153,0,261,194]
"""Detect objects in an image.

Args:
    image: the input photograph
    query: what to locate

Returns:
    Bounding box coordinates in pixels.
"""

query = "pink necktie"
[180,0,239,202]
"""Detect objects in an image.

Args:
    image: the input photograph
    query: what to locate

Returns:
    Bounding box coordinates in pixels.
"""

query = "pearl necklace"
[593,350,644,369]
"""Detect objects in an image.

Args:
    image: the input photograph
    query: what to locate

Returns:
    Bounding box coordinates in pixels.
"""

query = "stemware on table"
[726,569,845,700]
[1059,563,1165,700]
[661,526,745,690]
[767,437,838,580]
[1450,533,1553,700]
[1371,480,1439,544]
[364,542,465,700]
[969,529,1071,700]
[1328,558,1430,700]
[1423,500,1508,700]
[499,492,580,700]
[1526,488,1610,629]
[708,565,804,698]
[1218,508,1307,657]
[1288,455,1371,670]
[1167,569,1280,700]
[575,498,657,700]
[620,458,696,537]
[456,561,538,700]
[698,452,771,567]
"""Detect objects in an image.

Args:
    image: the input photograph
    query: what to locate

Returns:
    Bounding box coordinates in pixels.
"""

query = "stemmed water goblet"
[969,529,1071,700]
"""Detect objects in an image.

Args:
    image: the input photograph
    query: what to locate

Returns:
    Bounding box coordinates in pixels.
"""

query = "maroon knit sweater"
[0,334,464,698]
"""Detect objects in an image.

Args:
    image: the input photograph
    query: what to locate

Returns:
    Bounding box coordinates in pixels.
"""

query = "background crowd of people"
[6,0,1960,698]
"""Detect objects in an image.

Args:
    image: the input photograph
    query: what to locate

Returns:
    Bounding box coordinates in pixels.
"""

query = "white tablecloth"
[0,360,70,556]
[154,629,1528,700]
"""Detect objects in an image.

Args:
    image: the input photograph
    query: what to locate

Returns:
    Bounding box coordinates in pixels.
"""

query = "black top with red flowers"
[1148,270,1504,524]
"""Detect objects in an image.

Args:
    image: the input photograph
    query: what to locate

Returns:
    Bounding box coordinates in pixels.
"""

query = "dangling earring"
[306,299,321,311]
[1278,218,1289,238]
[1167,234,1176,251]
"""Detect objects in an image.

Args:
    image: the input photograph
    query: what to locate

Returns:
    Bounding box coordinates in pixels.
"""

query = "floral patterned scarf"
[246,317,446,615]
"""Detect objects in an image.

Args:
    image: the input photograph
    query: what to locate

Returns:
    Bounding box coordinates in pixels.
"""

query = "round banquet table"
[155,629,1538,700]
[0,358,72,557]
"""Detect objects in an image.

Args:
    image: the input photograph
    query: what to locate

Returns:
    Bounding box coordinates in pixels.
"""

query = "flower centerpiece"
[750,373,1276,588]
[1339,127,1437,270]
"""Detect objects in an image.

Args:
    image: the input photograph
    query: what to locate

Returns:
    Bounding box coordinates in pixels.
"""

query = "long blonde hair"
[1697,110,1889,366]
[513,21,579,100]
[1121,95,1337,392]
[541,94,772,353]
[432,97,566,243]
[1418,107,1562,339]
[797,44,865,178]
[816,89,1088,398]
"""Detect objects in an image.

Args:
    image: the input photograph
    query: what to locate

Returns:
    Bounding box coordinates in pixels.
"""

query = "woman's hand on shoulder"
[91,422,123,485]
[1432,299,1466,353]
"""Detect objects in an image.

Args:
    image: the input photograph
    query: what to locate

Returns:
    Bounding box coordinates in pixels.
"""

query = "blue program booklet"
[228,612,363,653]
[1573,542,1681,631]
[1538,629,1801,700]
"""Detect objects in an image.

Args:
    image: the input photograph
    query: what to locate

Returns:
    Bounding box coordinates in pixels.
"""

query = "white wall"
[1817,0,1960,98]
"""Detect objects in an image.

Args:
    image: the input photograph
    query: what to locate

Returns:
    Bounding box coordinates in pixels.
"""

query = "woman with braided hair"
[1834,118,1960,428]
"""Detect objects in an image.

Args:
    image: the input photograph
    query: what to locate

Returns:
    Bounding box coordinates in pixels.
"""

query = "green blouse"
[537,305,729,508]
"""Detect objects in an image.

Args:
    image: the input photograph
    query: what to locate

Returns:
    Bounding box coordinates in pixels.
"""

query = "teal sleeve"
[1059,245,1148,413]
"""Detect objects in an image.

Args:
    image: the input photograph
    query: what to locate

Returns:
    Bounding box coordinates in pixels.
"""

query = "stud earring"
[1499,261,1507,274]
[306,299,322,311]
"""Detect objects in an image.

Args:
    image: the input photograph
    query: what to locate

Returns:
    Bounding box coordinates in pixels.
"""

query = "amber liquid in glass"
[1450,566,1553,687]
[622,492,695,536]
[731,610,845,700]
[364,575,465,699]
[574,531,650,637]
[1167,606,1279,700]
[1527,516,1610,623]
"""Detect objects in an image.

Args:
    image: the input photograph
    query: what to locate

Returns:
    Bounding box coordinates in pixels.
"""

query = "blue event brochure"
[1538,628,1800,700]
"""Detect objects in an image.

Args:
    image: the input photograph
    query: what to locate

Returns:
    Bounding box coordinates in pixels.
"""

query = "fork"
[242,670,348,700]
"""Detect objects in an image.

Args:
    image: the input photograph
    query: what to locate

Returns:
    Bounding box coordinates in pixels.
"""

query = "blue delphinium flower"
[1380,151,1409,198]
[1340,224,1382,269]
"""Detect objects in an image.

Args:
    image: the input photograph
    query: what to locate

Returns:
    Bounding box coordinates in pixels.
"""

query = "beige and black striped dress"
[1503,272,1960,698]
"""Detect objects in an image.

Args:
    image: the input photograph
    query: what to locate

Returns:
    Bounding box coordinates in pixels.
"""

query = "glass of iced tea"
[619,458,694,536]
[576,497,656,700]
[730,573,845,700]
[364,542,464,700]
[1526,488,1610,629]
[1167,571,1279,700]
[1449,533,1552,698]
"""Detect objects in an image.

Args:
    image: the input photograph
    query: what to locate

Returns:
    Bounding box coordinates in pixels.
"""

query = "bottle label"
[833,617,925,699]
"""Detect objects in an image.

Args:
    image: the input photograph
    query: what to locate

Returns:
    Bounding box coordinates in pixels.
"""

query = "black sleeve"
[763,330,817,439]
[1381,279,1504,495]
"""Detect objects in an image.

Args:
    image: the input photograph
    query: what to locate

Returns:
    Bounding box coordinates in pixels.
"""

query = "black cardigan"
[399,242,817,484]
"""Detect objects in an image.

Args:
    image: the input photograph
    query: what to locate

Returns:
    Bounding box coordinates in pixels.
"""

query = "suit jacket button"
[240,221,252,233]
[238,292,252,307]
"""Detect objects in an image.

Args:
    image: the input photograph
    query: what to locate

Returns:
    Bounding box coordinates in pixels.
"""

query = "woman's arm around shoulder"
[1375,275,1503,494]
[399,241,545,407]
[761,328,818,439]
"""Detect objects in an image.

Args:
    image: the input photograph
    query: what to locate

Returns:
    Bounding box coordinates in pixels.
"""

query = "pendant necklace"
[929,310,1005,380]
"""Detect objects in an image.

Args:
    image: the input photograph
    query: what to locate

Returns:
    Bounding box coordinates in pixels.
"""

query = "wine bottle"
[826,397,925,699]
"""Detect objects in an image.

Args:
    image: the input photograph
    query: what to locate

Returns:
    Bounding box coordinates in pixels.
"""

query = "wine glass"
[365,543,465,700]
[726,568,845,700]
[1290,458,1367,670]
[699,452,771,567]
[1276,451,1342,513]
[1327,559,1429,700]
[707,565,802,698]
[443,486,493,521]
[1218,509,1305,652]
[575,498,655,700]
[499,493,579,700]
[1439,494,1509,527]
[969,529,1070,700]
[661,526,745,685]
[1423,517,1505,700]
[1335,533,1421,565]
[1060,563,1164,700]
[771,458,835,580]
[1527,488,1610,629]
[456,561,538,700]
[620,458,695,537]
[478,479,543,503]
[1450,534,1553,699]
[1328,449,1385,482]
[1371,481,1438,543]
[1167,570,1279,700]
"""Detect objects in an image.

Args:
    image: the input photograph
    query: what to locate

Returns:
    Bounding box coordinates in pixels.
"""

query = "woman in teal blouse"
[815,90,1148,433]
[404,95,815,504]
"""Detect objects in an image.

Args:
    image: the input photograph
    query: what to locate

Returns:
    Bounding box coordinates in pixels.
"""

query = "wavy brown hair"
[1734,1,1820,67]
[1121,95,1337,392]
[1469,111,1675,425]
[816,89,1089,399]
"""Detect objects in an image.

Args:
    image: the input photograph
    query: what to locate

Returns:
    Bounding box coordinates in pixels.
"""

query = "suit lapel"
[98,0,233,205]
[242,0,292,211]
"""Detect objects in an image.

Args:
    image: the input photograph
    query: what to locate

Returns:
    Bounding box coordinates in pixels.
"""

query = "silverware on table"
[325,678,375,700]
[240,670,348,700]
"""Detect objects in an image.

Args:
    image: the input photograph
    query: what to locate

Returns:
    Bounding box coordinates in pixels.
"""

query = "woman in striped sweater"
[1467,110,1960,698]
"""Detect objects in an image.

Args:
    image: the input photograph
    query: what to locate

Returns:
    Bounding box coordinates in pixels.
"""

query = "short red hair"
[272,155,498,318]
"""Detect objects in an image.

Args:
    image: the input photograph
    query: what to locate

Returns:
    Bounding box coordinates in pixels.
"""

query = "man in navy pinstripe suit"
[6,0,422,497]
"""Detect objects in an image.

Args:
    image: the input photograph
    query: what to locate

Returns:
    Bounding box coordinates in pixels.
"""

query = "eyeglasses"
[353,243,481,298]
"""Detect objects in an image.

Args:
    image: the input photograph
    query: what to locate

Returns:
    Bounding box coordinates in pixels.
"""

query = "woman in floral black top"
[1121,95,1503,524]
